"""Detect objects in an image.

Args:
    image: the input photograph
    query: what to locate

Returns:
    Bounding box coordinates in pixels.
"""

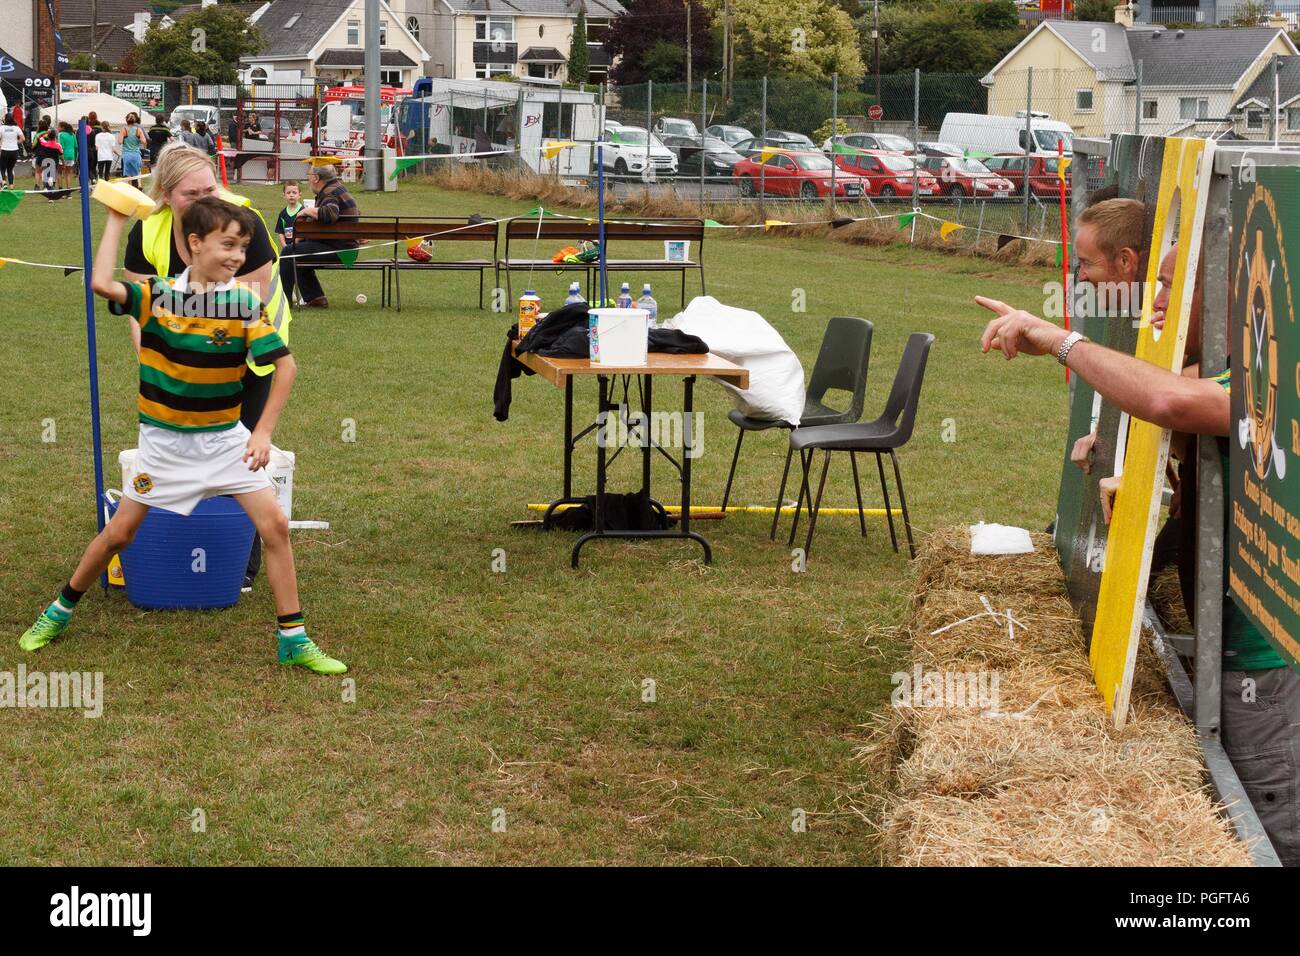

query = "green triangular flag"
[526,206,543,215]
[388,157,421,181]
[896,211,917,229]
[0,190,23,215]
[337,248,360,268]
[704,218,723,228]
[1055,244,1063,268]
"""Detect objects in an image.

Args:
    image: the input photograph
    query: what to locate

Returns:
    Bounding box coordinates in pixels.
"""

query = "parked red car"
[982,154,1065,197]
[918,155,1016,198]
[833,151,939,198]
[733,151,865,199]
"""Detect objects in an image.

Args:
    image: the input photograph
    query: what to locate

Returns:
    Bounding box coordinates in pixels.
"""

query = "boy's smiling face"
[186,222,250,285]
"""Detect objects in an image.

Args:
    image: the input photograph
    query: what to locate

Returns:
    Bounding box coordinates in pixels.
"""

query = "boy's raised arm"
[90,210,130,305]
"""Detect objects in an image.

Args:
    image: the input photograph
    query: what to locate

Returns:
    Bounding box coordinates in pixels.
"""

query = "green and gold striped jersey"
[109,273,290,432]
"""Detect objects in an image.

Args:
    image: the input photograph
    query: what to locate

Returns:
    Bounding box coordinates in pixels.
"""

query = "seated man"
[279,164,359,309]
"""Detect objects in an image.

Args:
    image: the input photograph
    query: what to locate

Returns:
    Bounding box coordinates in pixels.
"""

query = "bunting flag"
[541,141,577,160]
[526,206,543,216]
[64,266,80,276]
[336,248,360,268]
[703,219,723,228]
[388,157,422,180]
[996,233,1017,250]
[1055,243,1064,268]
[831,217,855,228]
[831,142,865,155]
[0,259,6,269]
[764,219,793,231]
[405,236,423,253]
[896,211,918,229]
[306,156,346,168]
[0,190,22,214]
[939,221,964,240]
[759,146,790,163]
[1058,156,1072,184]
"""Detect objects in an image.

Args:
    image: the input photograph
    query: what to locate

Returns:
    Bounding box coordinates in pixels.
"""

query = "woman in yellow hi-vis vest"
[122,144,294,590]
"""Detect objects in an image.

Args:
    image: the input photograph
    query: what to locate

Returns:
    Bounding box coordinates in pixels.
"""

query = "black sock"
[60,583,86,606]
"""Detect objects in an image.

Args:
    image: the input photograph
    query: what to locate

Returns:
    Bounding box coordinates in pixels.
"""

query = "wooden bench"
[496,217,706,308]
[293,215,499,310]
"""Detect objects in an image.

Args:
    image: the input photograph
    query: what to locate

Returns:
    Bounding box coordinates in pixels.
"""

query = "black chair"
[784,332,934,560]
[720,317,873,522]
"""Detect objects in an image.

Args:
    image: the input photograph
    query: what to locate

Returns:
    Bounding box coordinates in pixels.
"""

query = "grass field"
[0,178,1067,865]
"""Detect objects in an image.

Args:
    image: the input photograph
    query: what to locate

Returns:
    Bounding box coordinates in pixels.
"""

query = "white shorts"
[123,423,272,516]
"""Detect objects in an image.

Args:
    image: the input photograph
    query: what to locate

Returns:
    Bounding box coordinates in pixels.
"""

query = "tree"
[127,6,262,83]
[607,0,714,85]
[973,0,1019,31]
[569,4,590,83]
[1073,0,1117,23]
[878,1,1020,75]
[728,0,866,81]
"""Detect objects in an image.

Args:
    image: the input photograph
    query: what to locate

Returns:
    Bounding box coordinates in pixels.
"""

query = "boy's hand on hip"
[243,431,272,471]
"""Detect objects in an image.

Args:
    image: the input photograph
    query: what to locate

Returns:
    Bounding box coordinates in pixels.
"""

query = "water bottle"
[565,281,585,305]
[617,282,633,309]
[637,283,658,328]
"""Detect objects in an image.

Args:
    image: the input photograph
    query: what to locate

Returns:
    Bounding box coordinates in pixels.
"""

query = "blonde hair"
[1078,198,1146,261]
[148,144,218,207]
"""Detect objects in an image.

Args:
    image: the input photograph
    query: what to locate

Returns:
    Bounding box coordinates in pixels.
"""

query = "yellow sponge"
[91,179,156,219]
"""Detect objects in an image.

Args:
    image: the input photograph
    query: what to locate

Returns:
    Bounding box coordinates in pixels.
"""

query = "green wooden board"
[1227,165,1300,668]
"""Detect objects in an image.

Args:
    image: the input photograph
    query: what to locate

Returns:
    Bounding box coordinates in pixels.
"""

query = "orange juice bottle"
[518,290,541,337]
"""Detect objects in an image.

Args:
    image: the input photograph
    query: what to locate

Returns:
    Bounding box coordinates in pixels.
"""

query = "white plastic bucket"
[591,308,649,365]
[119,446,295,519]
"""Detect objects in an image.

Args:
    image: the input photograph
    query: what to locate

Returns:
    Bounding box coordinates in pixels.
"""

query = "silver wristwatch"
[1057,330,1086,366]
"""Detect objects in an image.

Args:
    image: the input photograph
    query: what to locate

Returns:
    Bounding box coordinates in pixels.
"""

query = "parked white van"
[938,112,1073,156]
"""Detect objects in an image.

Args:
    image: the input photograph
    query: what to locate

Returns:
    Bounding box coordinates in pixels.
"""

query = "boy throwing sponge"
[19,194,347,675]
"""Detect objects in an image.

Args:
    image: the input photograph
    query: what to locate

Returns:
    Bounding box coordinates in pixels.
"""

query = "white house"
[240,0,430,88]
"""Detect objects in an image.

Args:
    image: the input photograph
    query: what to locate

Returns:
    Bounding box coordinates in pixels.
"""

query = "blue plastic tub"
[108,495,256,610]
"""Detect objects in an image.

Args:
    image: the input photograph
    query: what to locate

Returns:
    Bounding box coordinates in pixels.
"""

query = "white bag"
[664,296,805,425]
[969,522,1035,556]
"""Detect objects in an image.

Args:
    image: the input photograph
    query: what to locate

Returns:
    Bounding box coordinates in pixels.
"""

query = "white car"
[600,124,677,179]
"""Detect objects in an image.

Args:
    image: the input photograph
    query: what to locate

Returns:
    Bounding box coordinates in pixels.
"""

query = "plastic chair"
[720,317,873,521]
[784,332,934,560]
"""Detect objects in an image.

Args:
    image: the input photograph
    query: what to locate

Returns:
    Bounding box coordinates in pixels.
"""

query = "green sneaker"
[278,638,348,675]
[19,611,69,652]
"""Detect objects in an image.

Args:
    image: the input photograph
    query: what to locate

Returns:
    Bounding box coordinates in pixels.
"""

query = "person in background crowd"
[274,181,304,251]
[95,121,117,182]
[244,111,264,141]
[194,120,217,157]
[279,163,359,309]
[147,119,171,169]
[118,112,145,187]
[121,144,294,592]
[12,102,24,144]
[0,112,24,188]
[56,121,77,189]
[32,119,62,195]
[178,119,204,150]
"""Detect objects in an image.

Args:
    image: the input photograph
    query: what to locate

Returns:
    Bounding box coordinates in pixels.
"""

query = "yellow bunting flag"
[764,219,792,231]
[306,155,345,167]
[1058,156,1072,183]
[758,146,788,163]
[542,141,577,160]
[939,221,964,241]
[405,236,423,252]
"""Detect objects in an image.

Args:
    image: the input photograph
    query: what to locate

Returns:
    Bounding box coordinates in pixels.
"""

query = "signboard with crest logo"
[1227,166,1300,668]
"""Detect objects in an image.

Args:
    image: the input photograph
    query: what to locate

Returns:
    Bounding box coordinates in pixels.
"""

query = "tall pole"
[1273,53,1281,150]
[363,0,381,190]
[685,0,692,109]
[722,0,730,103]
[699,77,706,213]
[830,72,837,212]
[1022,66,1033,231]
[1133,59,1143,136]
[91,0,98,71]
[76,119,107,586]
[910,68,919,243]
[873,0,880,105]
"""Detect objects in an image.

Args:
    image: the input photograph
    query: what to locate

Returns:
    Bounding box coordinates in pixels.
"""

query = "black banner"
[43,0,69,74]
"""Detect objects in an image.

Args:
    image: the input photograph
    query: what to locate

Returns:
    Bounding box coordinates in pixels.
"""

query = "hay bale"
[1149,565,1193,634]
[896,706,1203,800]
[885,778,1252,866]
[912,588,1083,671]
[914,526,1067,600]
